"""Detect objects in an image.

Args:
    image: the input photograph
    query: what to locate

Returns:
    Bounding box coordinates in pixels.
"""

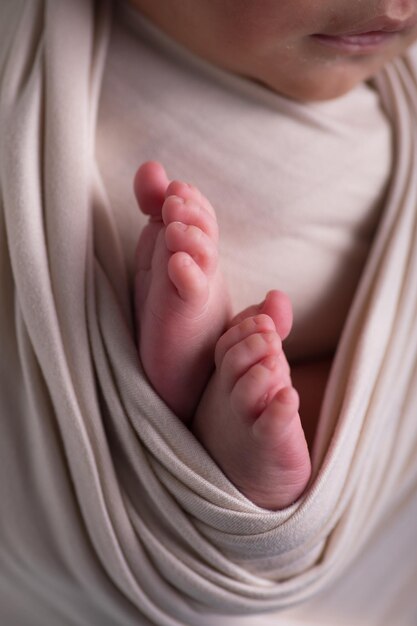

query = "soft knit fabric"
[1,1,417,625]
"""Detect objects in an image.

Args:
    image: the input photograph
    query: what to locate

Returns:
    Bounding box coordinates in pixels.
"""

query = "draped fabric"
[1,1,417,624]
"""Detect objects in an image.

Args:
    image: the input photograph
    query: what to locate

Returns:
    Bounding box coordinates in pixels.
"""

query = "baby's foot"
[134,162,230,422]
[192,302,311,510]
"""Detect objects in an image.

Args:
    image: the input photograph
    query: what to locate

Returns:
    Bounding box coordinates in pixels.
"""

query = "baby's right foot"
[192,305,311,510]
[134,162,231,422]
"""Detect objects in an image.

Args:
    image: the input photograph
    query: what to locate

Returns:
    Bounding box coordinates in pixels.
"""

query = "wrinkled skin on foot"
[134,161,230,421]
[192,297,311,510]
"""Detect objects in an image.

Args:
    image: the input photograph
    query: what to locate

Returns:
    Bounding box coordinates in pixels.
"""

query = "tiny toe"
[134,161,170,217]
[261,290,293,340]
[168,252,209,304]
[230,290,293,340]
[214,315,276,368]
[250,386,311,508]
[219,330,283,390]
[162,196,219,241]
[166,180,197,203]
[187,185,216,219]
[165,222,218,274]
[184,182,203,203]
[165,180,216,219]
[230,356,282,421]
[251,386,308,459]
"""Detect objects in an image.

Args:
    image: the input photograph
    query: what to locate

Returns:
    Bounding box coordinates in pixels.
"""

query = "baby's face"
[132,0,417,100]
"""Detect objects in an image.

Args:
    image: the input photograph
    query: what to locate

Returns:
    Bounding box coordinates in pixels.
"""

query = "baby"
[131,0,417,510]
[134,162,307,510]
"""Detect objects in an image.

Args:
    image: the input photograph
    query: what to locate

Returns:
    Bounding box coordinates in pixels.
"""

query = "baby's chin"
[248,61,386,102]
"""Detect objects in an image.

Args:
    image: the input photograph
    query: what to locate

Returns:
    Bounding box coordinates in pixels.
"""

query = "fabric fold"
[1,0,417,624]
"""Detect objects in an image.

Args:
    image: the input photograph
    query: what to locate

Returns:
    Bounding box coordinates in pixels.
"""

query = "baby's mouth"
[311,13,417,54]
[311,31,397,54]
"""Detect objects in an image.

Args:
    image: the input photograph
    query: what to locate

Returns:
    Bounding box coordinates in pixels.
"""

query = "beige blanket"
[1,1,417,624]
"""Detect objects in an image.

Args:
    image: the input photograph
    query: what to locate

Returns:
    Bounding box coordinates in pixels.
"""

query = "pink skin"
[129,0,417,101]
[134,161,311,508]
[134,161,231,421]
[192,307,311,510]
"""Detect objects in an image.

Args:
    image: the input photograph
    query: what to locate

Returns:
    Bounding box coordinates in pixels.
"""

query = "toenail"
[180,255,192,267]
[168,195,185,204]
[174,222,188,231]
[253,315,271,327]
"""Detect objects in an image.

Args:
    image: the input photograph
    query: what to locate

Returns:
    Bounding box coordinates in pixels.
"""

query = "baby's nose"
[378,0,417,21]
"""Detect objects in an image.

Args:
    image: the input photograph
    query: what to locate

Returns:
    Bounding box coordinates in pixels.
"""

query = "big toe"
[231,290,293,340]
[134,161,170,217]
[261,291,293,340]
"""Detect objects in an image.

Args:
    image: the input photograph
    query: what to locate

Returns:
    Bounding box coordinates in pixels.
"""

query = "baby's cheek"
[209,0,315,49]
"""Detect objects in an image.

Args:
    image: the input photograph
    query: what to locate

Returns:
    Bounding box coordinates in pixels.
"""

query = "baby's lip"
[317,14,417,38]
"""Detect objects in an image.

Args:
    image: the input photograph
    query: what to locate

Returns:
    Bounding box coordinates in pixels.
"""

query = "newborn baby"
[134,161,309,510]
[130,0,417,510]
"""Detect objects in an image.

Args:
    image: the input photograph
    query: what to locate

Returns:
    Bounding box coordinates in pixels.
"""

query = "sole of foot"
[193,302,311,510]
[134,161,231,421]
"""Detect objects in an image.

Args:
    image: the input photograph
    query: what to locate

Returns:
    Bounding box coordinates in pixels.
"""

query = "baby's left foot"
[192,307,311,510]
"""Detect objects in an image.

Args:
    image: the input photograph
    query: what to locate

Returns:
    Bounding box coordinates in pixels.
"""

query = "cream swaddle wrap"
[1,1,417,625]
